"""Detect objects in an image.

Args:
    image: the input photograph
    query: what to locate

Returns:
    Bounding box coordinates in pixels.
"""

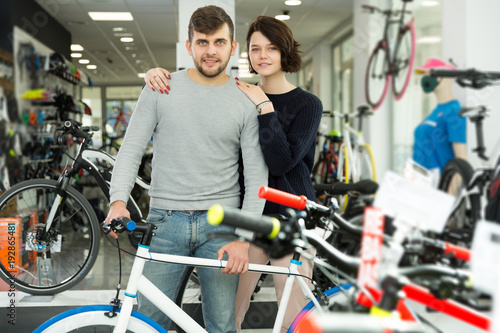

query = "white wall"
[442,0,500,169]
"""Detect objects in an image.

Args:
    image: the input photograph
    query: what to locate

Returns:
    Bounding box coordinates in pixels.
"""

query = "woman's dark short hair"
[246,16,302,74]
[188,5,234,43]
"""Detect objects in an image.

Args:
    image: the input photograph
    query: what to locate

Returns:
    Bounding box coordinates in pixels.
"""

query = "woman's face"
[248,31,282,77]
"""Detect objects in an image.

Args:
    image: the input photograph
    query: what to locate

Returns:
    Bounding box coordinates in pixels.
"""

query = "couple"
[106,5,322,333]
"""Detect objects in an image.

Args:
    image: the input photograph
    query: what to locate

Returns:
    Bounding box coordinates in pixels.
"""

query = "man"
[105,5,268,332]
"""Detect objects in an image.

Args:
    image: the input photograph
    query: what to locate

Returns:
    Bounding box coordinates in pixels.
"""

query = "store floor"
[0,232,492,332]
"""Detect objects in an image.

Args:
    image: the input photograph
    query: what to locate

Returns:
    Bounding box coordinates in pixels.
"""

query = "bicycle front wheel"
[365,42,390,110]
[392,21,416,100]
[0,179,100,295]
[34,305,167,333]
[438,158,481,233]
[288,285,352,333]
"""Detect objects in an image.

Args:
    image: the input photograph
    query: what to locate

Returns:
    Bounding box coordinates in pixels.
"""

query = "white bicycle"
[34,209,353,333]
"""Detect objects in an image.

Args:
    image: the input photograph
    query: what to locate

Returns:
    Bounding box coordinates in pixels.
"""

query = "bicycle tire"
[392,21,416,100]
[0,179,100,295]
[33,304,167,333]
[365,42,390,110]
[438,158,481,232]
[358,144,377,182]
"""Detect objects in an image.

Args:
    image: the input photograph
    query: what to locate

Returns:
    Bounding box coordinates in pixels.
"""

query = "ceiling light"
[87,64,97,69]
[71,44,84,51]
[71,53,82,58]
[88,12,133,21]
[275,11,290,21]
[421,0,439,6]
[285,0,302,5]
[416,36,441,44]
[120,37,134,43]
[113,27,126,32]
[138,73,146,78]
[238,58,248,64]
[240,52,248,58]
[79,59,90,64]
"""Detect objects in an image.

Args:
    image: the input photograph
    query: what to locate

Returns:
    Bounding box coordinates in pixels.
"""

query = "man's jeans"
[138,208,238,333]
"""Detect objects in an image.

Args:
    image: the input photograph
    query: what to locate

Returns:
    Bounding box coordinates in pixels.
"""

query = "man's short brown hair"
[188,5,234,43]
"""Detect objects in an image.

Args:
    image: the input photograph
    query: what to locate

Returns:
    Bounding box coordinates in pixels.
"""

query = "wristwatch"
[256,100,272,114]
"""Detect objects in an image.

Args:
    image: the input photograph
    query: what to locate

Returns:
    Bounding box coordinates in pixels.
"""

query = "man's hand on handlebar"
[105,201,131,239]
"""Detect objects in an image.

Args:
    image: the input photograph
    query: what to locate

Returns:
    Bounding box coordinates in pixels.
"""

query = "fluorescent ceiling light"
[87,64,97,69]
[71,53,82,58]
[285,0,302,5]
[421,1,439,6]
[113,27,126,32]
[79,59,90,64]
[120,37,134,43]
[275,12,290,20]
[71,44,84,51]
[88,12,133,21]
[138,73,146,78]
[240,52,248,58]
[238,58,248,64]
[416,36,441,44]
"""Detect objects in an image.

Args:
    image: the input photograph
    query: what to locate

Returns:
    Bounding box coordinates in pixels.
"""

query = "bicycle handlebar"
[259,186,308,210]
[207,204,281,239]
[58,119,100,141]
[430,68,500,89]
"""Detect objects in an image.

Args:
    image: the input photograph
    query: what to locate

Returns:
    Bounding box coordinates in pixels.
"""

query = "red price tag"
[356,206,385,306]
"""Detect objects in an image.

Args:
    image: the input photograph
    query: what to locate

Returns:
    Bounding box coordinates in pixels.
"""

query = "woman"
[144,16,323,332]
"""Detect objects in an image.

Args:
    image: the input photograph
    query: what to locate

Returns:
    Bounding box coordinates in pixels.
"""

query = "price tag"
[403,158,440,188]
[356,207,384,306]
[374,171,454,233]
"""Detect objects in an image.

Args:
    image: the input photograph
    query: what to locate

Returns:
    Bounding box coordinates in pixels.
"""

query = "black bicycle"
[0,120,150,295]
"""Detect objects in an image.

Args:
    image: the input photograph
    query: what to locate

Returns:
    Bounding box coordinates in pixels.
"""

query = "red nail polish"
[168,75,171,79]
[152,88,155,92]
[167,86,171,91]
[160,89,163,94]
[236,81,240,85]
[235,77,239,81]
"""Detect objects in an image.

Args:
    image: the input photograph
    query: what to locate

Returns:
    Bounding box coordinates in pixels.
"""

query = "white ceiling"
[33,0,353,86]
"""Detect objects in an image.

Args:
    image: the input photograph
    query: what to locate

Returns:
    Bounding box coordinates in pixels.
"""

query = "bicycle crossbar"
[146,252,294,276]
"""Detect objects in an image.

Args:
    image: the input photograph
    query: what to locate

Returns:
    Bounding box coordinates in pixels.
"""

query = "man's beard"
[194,57,228,78]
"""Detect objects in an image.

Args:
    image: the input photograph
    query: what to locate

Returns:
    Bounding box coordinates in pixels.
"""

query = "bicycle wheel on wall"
[0,179,100,295]
[365,42,390,110]
[34,305,167,333]
[438,158,481,235]
[392,21,416,100]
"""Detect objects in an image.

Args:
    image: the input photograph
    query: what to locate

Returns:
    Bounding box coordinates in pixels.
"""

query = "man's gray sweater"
[110,70,268,216]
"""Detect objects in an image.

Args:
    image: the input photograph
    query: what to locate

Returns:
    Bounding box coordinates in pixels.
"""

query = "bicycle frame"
[379,2,412,72]
[112,244,321,333]
[335,110,374,183]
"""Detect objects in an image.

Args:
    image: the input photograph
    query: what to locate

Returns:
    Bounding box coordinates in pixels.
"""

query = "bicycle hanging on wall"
[363,0,416,110]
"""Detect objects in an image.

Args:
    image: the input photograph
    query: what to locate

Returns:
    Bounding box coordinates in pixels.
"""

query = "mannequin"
[413,58,467,174]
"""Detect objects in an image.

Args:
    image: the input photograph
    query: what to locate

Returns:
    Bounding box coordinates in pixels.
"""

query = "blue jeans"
[138,208,238,333]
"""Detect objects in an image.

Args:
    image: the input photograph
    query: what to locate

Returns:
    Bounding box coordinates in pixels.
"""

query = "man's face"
[186,23,237,78]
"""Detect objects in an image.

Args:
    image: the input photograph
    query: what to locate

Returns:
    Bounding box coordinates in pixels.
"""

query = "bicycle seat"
[459,105,488,118]
[314,179,379,196]
[356,105,373,117]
